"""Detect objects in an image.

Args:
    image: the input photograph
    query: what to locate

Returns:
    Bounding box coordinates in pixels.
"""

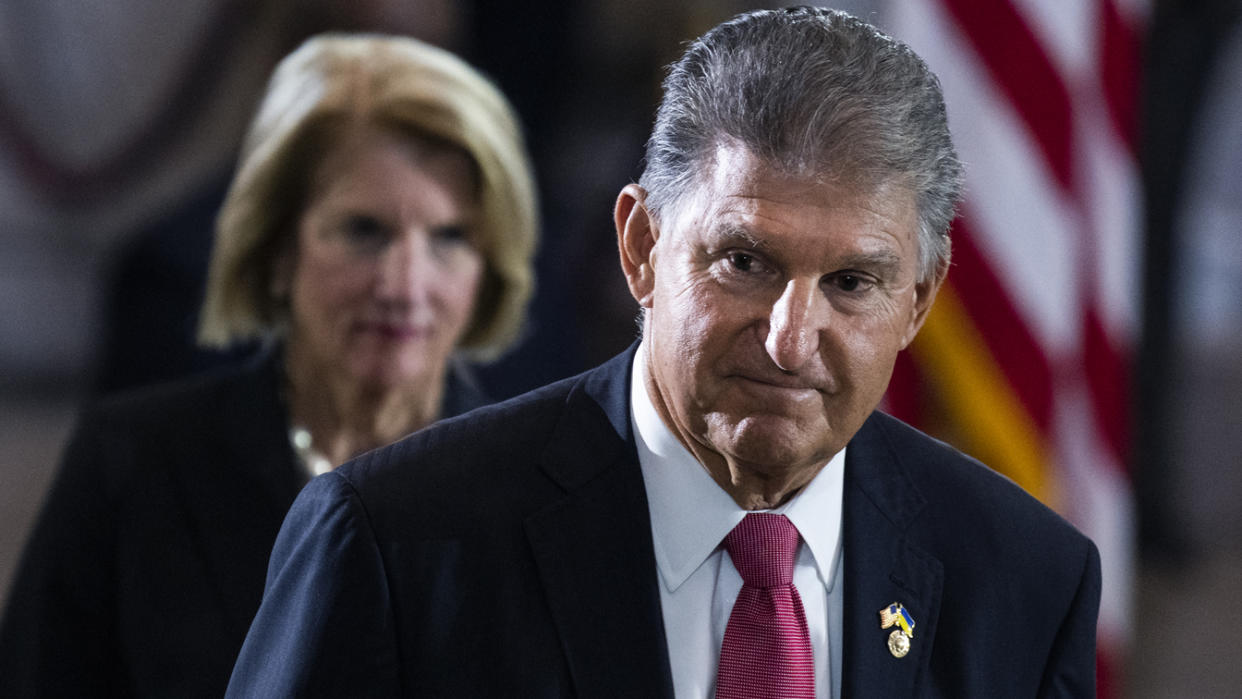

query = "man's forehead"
[665,150,913,231]
[678,142,914,217]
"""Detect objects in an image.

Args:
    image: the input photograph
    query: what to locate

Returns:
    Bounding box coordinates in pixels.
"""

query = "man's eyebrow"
[836,249,904,272]
[706,224,768,250]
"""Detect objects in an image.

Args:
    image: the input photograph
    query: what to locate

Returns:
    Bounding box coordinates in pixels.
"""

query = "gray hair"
[638,6,963,281]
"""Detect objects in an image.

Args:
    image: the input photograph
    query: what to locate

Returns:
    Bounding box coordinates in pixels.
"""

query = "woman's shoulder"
[48,347,296,516]
[84,348,279,429]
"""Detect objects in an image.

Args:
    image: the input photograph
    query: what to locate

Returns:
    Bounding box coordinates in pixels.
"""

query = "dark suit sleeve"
[0,416,126,697]
[226,472,400,698]
[1039,537,1103,698]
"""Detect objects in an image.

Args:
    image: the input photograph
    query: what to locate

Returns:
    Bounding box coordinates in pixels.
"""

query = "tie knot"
[723,513,800,588]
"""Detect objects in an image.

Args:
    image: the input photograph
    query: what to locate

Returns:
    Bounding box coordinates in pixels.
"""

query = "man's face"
[619,144,940,507]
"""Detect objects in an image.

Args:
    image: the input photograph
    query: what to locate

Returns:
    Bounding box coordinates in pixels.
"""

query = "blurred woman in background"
[0,34,538,697]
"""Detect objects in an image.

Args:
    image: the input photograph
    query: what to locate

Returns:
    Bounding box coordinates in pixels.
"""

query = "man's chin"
[709,415,836,475]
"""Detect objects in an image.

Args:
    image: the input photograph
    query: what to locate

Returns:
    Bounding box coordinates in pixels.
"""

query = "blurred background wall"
[1,1,1238,696]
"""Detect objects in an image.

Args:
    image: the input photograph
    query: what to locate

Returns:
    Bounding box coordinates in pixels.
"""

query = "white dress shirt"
[630,345,844,699]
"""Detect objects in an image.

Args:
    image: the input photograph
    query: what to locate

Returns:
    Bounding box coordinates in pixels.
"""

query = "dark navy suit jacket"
[227,346,1100,697]
[0,349,487,698]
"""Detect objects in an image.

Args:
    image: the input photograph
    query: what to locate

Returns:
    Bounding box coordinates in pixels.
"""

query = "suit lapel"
[524,346,675,698]
[840,414,944,697]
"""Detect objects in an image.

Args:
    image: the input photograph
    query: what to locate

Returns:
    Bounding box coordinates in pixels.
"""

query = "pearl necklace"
[288,424,333,478]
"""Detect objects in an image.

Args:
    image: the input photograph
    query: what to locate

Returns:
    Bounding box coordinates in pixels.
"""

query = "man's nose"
[376,232,432,306]
[764,279,822,372]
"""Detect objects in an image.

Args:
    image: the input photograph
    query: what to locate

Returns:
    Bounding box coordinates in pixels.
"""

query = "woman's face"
[282,125,484,393]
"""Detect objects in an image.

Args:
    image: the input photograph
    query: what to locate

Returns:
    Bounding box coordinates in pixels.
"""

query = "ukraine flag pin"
[878,602,915,658]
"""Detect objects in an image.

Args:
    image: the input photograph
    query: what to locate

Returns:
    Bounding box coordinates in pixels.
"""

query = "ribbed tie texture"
[715,513,814,699]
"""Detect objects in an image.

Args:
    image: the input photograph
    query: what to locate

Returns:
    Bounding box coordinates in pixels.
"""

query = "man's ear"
[616,183,660,308]
[899,261,947,350]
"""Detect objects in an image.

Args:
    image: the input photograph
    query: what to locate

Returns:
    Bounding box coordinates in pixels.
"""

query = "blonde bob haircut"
[198,33,538,361]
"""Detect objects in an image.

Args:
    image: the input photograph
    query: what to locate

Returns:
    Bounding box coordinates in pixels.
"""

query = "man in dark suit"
[227,7,1100,698]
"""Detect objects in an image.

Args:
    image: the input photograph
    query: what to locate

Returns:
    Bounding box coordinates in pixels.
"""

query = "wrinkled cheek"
[669,317,715,389]
[843,346,899,408]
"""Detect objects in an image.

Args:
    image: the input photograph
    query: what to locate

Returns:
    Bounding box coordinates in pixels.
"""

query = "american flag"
[878,2,1146,696]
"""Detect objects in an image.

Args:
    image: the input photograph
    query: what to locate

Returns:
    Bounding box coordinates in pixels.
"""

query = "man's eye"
[831,274,869,292]
[728,252,756,272]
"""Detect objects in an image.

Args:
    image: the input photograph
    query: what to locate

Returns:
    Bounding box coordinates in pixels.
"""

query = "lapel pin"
[878,602,915,658]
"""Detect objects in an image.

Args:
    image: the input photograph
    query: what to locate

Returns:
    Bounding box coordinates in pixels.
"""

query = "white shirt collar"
[630,342,846,594]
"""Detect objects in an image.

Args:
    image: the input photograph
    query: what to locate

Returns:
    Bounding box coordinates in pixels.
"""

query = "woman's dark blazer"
[0,348,487,698]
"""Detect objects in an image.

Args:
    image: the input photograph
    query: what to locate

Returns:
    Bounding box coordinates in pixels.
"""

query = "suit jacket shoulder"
[861,411,1091,552]
[341,376,584,515]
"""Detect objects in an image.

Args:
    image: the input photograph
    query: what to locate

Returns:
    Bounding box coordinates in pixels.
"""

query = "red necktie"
[715,513,815,699]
